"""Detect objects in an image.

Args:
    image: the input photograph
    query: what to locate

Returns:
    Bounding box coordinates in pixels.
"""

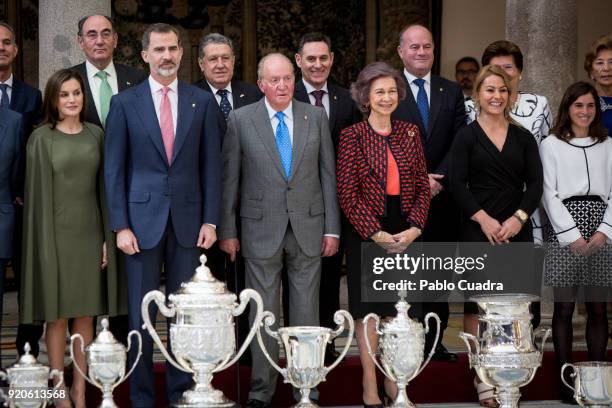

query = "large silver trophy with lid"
[70,318,142,408]
[257,309,354,408]
[459,294,551,408]
[141,254,264,407]
[363,291,441,408]
[561,361,612,407]
[0,343,64,408]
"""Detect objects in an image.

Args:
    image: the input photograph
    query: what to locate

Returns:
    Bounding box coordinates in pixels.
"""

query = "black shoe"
[324,344,341,365]
[431,344,458,362]
[363,403,383,408]
[245,399,270,408]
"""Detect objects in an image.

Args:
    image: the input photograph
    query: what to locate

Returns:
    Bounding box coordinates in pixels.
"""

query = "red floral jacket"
[337,120,430,239]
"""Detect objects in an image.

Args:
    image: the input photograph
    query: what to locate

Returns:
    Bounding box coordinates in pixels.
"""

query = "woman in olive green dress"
[20,69,123,408]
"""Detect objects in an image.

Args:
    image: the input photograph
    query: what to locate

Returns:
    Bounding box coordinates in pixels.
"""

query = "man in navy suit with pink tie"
[104,23,222,407]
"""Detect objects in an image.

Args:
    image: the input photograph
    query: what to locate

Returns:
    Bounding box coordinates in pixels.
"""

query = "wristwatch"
[513,209,529,225]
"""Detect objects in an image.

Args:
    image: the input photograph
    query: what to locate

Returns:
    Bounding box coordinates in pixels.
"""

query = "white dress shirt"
[302,79,330,117]
[404,69,431,105]
[85,60,119,121]
[0,74,13,103]
[208,81,234,108]
[540,135,612,245]
[148,76,178,135]
[264,98,294,143]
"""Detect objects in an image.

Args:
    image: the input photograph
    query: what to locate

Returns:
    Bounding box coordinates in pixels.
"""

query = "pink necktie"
[160,86,174,164]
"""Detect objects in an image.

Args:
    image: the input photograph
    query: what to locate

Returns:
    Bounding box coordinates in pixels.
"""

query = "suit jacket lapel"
[294,80,308,104]
[290,101,309,181]
[115,64,135,91]
[327,84,338,133]
[251,100,287,180]
[428,76,442,136]
[401,76,427,146]
[172,82,194,164]
[134,81,168,166]
[9,79,24,112]
[76,62,102,127]
[232,81,246,109]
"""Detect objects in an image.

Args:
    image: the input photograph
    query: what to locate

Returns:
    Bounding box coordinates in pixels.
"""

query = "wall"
[440,0,612,84]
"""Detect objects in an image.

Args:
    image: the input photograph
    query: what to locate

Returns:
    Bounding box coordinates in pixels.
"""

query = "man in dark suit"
[0,108,23,366]
[72,15,147,129]
[292,32,361,361]
[0,21,43,358]
[71,14,147,346]
[393,24,465,362]
[104,23,221,406]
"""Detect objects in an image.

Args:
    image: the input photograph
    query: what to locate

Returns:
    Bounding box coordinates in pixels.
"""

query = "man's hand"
[428,174,444,197]
[197,224,217,249]
[321,236,340,257]
[219,238,240,262]
[14,197,23,206]
[116,228,140,255]
[101,242,108,269]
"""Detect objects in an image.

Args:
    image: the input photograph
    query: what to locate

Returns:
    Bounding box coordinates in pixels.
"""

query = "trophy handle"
[69,334,101,388]
[533,326,551,351]
[561,363,577,393]
[325,310,354,372]
[115,330,143,388]
[141,290,192,373]
[215,288,264,372]
[362,313,396,382]
[416,312,441,378]
[255,311,286,376]
[0,371,6,406]
[458,332,480,358]
[49,369,64,398]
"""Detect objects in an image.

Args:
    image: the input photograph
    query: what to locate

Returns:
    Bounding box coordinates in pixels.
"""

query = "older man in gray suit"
[219,53,340,408]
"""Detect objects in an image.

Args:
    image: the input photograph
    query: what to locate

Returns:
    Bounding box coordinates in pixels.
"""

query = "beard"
[156,63,179,77]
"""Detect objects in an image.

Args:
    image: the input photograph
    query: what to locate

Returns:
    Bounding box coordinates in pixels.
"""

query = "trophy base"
[291,402,320,408]
[172,389,237,408]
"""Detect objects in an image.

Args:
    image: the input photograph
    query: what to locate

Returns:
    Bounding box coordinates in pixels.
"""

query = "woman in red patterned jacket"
[337,61,430,407]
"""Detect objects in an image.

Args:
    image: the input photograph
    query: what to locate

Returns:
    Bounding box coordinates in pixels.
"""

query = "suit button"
[287,187,292,191]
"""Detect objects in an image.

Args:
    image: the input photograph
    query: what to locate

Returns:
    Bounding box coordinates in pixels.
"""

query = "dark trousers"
[0,258,6,365]
[125,219,198,407]
[12,206,44,357]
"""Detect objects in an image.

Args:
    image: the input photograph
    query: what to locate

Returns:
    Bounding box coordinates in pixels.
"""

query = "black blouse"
[449,121,543,241]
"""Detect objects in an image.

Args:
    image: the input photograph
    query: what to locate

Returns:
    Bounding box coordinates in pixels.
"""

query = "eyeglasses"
[83,30,114,40]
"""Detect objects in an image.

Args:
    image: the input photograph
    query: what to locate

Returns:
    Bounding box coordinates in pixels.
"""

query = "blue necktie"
[0,84,9,108]
[274,111,292,179]
[413,78,429,134]
[217,89,232,121]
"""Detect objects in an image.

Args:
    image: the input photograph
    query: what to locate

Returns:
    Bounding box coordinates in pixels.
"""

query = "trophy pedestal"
[172,388,236,408]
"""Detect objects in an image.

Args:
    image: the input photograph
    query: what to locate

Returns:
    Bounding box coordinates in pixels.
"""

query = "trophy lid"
[384,291,423,332]
[10,343,46,370]
[174,255,236,304]
[87,318,126,353]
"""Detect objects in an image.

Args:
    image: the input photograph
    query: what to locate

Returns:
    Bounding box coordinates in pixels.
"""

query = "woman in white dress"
[540,81,611,402]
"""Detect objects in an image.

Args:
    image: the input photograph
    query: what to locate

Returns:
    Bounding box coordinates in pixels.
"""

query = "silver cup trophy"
[363,292,441,408]
[459,294,551,408]
[141,254,264,407]
[69,318,142,408]
[257,309,354,408]
[0,343,64,408]
[561,361,612,407]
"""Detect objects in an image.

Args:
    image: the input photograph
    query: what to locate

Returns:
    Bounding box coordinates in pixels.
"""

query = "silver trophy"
[363,292,441,407]
[257,309,354,408]
[459,294,551,408]
[0,343,64,408]
[69,318,142,408]
[561,361,612,407]
[141,254,264,407]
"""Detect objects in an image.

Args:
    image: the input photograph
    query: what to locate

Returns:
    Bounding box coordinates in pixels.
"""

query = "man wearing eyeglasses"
[73,15,147,129]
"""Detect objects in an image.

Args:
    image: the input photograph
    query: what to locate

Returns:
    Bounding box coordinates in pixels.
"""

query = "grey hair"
[198,33,234,59]
[257,53,294,80]
[0,21,16,43]
[398,23,431,46]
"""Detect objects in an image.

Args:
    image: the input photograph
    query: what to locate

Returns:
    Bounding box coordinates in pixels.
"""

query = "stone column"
[39,0,111,90]
[506,0,581,331]
[505,0,577,113]
[241,0,257,83]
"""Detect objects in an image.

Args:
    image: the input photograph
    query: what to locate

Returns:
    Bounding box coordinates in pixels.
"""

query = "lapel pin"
[240,94,245,98]
[333,95,338,100]
[304,115,308,120]
[439,87,443,92]
[126,81,131,86]
[192,103,196,108]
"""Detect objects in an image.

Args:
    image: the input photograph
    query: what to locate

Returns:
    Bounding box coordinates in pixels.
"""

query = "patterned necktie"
[95,70,112,127]
[217,88,232,120]
[160,86,175,165]
[274,111,292,179]
[413,78,429,135]
[311,89,325,107]
[0,83,9,108]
